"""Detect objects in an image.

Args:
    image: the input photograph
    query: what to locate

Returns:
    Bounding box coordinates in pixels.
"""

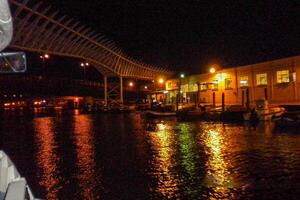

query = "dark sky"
[46,0,299,73]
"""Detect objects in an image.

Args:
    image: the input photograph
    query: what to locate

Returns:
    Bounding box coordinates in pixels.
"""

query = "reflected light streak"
[149,122,180,199]
[202,126,235,198]
[34,118,60,200]
[178,123,200,198]
[74,115,101,199]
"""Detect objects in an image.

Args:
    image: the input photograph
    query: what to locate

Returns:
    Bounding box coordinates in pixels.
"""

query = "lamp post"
[80,62,89,80]
[40,54,50,77]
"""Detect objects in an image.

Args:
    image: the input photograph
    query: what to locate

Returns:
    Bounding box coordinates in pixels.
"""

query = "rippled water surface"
[1,111,300,199]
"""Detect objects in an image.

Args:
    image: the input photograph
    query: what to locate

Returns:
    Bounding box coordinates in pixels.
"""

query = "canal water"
[0,111,300,200]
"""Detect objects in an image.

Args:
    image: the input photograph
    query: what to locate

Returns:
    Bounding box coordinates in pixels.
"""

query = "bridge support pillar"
[104,76,108,106]
[120,76,124,104]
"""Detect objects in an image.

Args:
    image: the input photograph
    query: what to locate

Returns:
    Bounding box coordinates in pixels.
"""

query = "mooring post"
[213,92,216,108]
[246,88,250,110]
[242,90,245,107]
[222,93,225,112]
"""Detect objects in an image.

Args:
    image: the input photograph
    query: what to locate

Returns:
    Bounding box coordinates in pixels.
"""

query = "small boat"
[177,108,205,120]
[273,111,300,128]
[144,110,177,118]
[257,107,285,121]
[0,151,37,200]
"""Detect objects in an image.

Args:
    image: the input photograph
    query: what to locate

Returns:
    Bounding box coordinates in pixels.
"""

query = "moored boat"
[144,110,177,118]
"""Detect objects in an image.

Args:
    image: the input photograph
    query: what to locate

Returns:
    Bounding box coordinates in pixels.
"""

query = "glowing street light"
[158,78,164,84]
[80,62,90,80]
[129,82,134,87]
[210,67,216,74]
[40,54,50,76]
[180,73,185,78]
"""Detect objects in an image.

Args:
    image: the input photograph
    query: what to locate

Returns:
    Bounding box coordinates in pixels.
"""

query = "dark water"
[0,111,300,200]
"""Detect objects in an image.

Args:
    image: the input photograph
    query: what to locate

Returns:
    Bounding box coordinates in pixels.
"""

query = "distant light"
[44,54,50,59]
[42,100,47,103]
[210,67,216,74]
[152,80,155,83]
[180,74,185,78]
[129,82,134,87]
[144,86,148,89]
[180,90,183,93]
[85,62,89,66]
[13,94,16,98]
[80,63,85,67]
[163,91,169,94]
[159,78,164,84]
[75,97,79,102]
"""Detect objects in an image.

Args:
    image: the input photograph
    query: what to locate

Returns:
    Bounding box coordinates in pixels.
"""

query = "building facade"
[165,55,300,106]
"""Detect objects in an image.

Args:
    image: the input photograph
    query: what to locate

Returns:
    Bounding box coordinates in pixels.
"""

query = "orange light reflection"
[74,115,101,199]
[34,118,60,200]
[149,122,180,199]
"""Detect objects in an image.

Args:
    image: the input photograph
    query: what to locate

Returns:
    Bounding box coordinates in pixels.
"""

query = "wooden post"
[222,93,225,112]
[264,87,268,100]
[242,90,245,107]
[213,92,216,108]
[246,88,250,110]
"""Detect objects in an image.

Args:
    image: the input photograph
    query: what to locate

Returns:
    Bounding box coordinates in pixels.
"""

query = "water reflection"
[149,121,180,199]
[201,124,236,199]
[177,123,200,198]
[34,118,61,200]
[73,115,101,199]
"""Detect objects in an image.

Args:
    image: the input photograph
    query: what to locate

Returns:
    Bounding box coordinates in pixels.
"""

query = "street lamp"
[210,67,216,74]
[158,78,164,84]
[180,73,185,78]
[40,54,50,76]
[80,62,89,80]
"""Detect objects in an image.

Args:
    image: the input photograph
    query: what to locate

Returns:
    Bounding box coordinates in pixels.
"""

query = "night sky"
[36,0,300,73]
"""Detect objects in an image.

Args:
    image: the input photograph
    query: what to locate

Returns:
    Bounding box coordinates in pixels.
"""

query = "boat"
[144,110,177,118]
[0,151,37,200]
[273,111,300,128]
[257,107,285,121]
[177,108,205,120]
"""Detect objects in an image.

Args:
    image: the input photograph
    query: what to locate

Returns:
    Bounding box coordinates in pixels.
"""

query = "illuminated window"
[240,76,249,87]
[212,80,218,90]
[256,73,267,85]
[277,70,290,83]
[200,83,208,91]
[225,78,232,89]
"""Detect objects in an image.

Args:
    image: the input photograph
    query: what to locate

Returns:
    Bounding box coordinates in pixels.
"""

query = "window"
[225,78,232,89]
[277,70,289,83]
[200,83,208,91]
[256,73,267,85]
[240,76,249,87]
[212,80,218,90]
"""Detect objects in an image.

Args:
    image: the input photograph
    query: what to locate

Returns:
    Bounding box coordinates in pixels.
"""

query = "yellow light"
[129,82,134,87]
[210,67,216,74]
[159,78,164,84]
[180,74,185,78]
